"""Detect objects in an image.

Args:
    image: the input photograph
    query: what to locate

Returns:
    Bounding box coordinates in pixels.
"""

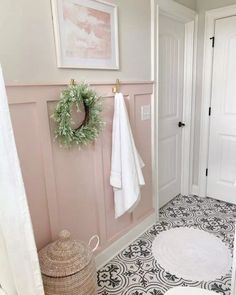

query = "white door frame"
[198,4,236,198]
[151,0,198,218]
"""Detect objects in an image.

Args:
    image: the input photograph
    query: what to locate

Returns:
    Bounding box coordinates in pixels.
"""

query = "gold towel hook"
[70,78,76,85]
[112,79,120,94]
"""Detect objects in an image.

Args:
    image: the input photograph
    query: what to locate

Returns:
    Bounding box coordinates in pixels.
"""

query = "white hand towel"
[0,66,44,294]
[110,93,145,218]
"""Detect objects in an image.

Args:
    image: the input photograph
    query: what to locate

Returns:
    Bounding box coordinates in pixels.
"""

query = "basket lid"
[38,230,93,277]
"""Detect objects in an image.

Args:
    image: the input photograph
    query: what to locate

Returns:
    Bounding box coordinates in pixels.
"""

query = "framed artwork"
[51,0,119,69]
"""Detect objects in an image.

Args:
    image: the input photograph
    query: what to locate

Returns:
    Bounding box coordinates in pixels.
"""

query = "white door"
[158,14,185,207]
[207,16,236,204]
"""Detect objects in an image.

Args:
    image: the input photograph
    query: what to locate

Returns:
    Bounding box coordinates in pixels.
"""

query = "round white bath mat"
[152,227,232,281]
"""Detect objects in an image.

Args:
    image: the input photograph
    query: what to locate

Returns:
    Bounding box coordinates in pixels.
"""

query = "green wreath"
[53,82,104,147]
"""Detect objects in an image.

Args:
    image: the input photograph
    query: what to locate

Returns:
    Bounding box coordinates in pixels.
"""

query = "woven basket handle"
[88,235,100,252]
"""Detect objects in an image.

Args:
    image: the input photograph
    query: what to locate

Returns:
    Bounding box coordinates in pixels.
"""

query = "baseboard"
[191,184,199,196]
[95,213,156,270]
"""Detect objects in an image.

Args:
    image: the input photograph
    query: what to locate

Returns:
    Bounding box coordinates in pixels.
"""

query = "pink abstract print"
[62,1,112,60]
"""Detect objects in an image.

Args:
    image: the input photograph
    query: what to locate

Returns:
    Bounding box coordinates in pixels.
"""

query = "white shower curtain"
[0,66,44,295]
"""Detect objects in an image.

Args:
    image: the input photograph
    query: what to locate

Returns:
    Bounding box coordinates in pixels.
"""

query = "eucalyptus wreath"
[53,82,104,147]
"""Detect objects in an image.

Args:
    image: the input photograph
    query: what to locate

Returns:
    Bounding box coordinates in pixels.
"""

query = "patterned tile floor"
[97,195,236,295]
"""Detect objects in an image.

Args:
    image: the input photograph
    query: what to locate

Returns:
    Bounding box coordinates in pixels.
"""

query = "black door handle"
[178,121,186,128]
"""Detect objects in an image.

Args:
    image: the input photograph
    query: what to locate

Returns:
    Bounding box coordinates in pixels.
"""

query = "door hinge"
[210,36,215,48]
[206,168,208,177]
[209,107,211,116]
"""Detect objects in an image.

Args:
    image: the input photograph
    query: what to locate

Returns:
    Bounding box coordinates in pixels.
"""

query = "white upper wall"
[174,0,196,10]
[174,0,236,12]
[197,0,236,11]
[0,0,151,85]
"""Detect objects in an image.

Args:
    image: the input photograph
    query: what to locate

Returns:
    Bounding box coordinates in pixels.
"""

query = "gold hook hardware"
[112,79,120,94]
[70,79,76,85]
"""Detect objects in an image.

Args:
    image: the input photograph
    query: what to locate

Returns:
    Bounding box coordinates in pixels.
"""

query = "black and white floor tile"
[97,195,236,295]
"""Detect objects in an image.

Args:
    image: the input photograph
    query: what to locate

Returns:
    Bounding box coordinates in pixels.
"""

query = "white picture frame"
[51,0,119,69]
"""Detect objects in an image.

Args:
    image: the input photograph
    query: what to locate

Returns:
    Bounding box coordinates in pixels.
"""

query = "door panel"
[159,14,185,207]
[159,135,178,188]
[207,16,236,204]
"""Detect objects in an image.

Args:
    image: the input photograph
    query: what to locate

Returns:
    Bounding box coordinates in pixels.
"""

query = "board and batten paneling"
[6,82,154,252]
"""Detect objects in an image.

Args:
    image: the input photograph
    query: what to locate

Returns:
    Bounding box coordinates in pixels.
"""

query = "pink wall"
[6,82,154,252]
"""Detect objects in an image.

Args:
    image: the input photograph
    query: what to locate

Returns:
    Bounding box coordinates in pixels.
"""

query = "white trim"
[157,0,196,23]
[151,0,159,220]
[6,81,154,87]
[189,15,198,196]
[181,19,196,196]
[152,0,197,212]
[198,4,236,198]
[95,213,156,269]
[192,184,199,196]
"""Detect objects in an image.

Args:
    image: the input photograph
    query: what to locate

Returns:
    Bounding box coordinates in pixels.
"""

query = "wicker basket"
[38,230,99,295]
